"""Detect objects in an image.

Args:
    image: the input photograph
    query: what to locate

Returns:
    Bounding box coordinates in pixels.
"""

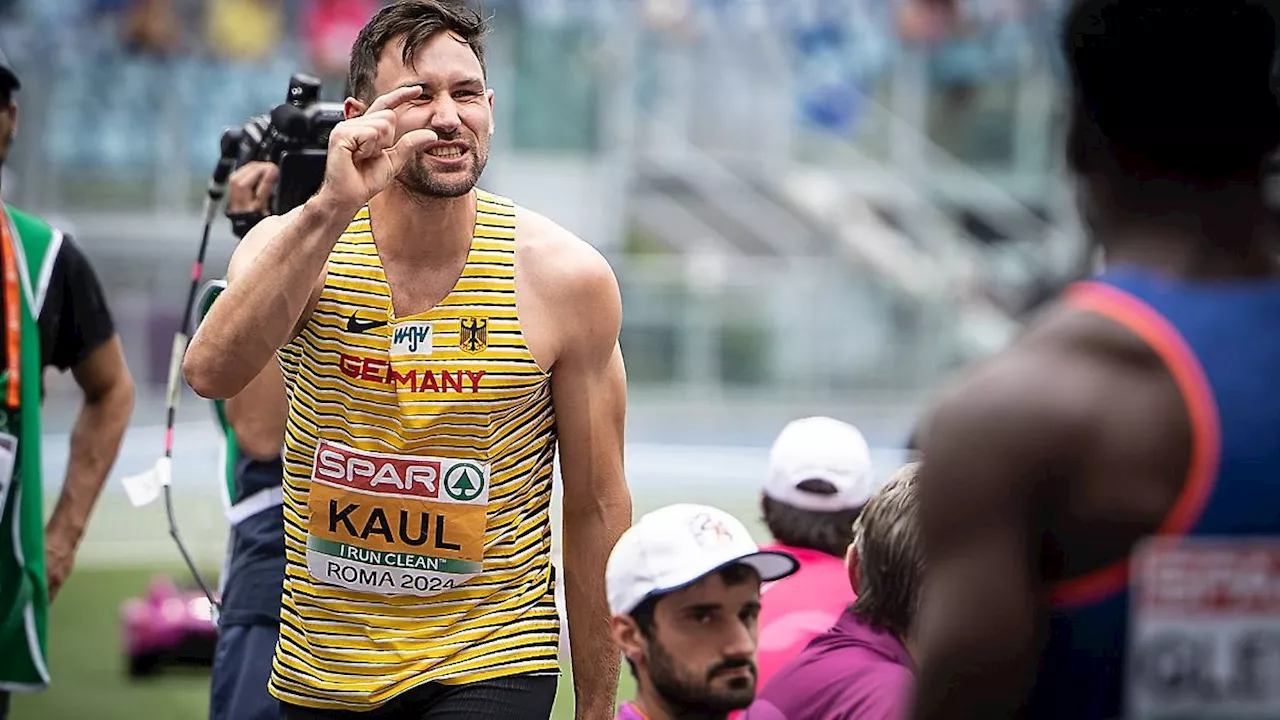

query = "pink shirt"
[745,608,914,720]
[615,702,647,720]
[754,543,856,690]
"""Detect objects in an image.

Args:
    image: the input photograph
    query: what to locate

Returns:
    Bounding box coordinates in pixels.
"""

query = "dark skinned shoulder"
[918,295,1188,582]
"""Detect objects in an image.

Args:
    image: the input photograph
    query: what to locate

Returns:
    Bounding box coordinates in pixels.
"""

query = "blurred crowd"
[0,0,1068,179]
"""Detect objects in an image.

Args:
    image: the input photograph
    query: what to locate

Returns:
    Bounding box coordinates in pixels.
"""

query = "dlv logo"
[394,325,431,353]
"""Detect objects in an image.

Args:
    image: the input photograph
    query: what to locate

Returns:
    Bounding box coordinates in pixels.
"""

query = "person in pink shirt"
[755,416,876,691]
[745,462,923,720]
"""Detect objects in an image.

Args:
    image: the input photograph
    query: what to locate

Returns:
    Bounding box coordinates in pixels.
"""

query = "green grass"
[10,566,637,720]
[11,566,216,720]
[12,493,761,719]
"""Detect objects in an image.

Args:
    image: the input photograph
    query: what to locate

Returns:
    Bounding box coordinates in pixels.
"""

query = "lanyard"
[0,207,20,409]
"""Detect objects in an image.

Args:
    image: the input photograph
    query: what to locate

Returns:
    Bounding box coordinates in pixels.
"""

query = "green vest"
[0,205,62,691]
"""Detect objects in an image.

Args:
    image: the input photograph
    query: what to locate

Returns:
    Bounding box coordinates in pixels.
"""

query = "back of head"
[347,0,489,102]
[762,417,874,558]
[849,462,924,638]
[1065,0,1280,195]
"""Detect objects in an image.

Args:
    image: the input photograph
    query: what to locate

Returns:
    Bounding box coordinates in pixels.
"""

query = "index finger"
[366,84,426,114]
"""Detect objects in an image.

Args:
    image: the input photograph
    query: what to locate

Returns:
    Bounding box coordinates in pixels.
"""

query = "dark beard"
[645,639,757,719]
[397,143,487,199]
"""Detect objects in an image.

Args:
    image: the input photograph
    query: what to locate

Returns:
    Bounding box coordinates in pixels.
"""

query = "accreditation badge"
[1126,536,1280,720]
[305,440,489,596]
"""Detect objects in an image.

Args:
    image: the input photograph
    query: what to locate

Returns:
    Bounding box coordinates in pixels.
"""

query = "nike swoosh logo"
[346,314,387,334]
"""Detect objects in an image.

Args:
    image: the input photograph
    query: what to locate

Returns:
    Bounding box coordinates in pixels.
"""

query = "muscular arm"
[911,350,1087,719]
[183,194,357,400]
[217,161,291,460]
[186,85,440,400]
[549,247,631,720]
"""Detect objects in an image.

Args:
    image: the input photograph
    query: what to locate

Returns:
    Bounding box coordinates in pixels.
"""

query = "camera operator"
[204,158,287,720]
[223,159,278,241]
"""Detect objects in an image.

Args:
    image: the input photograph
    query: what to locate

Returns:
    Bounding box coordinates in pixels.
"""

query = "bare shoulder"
[514,205,620,304]
[920,302,1126,474]
[512,204,622,369]
[919,296,1162,491]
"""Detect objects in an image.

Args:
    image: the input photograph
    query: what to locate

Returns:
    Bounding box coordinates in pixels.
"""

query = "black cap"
[0,47,19,92]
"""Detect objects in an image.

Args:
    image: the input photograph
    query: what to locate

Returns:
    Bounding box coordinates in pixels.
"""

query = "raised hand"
[319,85,440,208]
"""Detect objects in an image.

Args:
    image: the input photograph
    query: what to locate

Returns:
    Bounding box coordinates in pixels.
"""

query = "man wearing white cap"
[755,416,875,690]
[607,504,799,720]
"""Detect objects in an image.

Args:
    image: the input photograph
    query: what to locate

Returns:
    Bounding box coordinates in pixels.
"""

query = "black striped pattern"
[268,192,561,711]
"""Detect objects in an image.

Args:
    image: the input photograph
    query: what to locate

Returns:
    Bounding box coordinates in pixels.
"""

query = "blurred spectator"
[754,417,873,691]
[608,504,799,720]
[124,0,182,56]
[206,0,283,62]
[303,0,378,98]
[745,462,923,720]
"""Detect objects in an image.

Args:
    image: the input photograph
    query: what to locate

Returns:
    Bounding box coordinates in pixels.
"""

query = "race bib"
[1127,537,1280,720]
[305,440,490,597]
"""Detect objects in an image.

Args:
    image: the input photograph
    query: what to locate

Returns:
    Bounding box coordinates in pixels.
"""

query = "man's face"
[619,570,764,715]
[0,92,17,169]
[348,31,493,199]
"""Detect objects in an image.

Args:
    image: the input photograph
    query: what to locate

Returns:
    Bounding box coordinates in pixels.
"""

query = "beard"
[645,638,757,718]
[396,134,488,199]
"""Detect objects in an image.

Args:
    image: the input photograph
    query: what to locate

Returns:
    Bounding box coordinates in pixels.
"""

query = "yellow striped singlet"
[269,190,561,710]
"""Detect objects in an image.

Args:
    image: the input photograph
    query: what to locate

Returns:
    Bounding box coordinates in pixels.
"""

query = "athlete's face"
[350,31,493,199]
[614,570,763,715]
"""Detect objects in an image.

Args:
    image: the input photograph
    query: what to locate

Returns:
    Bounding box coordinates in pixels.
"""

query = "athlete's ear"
[610,614,646,668]
[486,88,495,137]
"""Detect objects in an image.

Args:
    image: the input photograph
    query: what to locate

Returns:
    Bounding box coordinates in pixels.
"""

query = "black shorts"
[278,673,558,720]
[210,623,280,720]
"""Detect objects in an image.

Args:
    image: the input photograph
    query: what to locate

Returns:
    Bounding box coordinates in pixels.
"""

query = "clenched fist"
[319,85,440,209]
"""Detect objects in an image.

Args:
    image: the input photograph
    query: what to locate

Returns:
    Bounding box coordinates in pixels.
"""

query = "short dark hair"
[761,479,862,559]
[623,563,758,678]
[348,0,490,102]
[850,463,923,638]
[1064,0,1280,200]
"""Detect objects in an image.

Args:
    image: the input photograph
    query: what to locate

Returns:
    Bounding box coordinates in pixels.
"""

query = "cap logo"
[689,513,735,547]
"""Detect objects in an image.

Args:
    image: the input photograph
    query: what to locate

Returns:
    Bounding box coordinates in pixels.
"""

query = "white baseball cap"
[764,416,874,512]
[607,504,799,617]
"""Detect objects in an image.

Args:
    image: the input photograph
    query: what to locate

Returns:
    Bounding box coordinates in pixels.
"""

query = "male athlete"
[184,2,631,718]
[910,2,1280,719]
[204,158,287,720]
[0,47,134,717]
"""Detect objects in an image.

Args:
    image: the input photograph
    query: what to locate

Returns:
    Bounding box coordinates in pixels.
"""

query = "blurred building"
[0,0,1086,427]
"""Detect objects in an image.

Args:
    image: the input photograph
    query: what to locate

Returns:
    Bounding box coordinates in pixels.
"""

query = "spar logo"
[444,462,485,502]
[312,442,442,498]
